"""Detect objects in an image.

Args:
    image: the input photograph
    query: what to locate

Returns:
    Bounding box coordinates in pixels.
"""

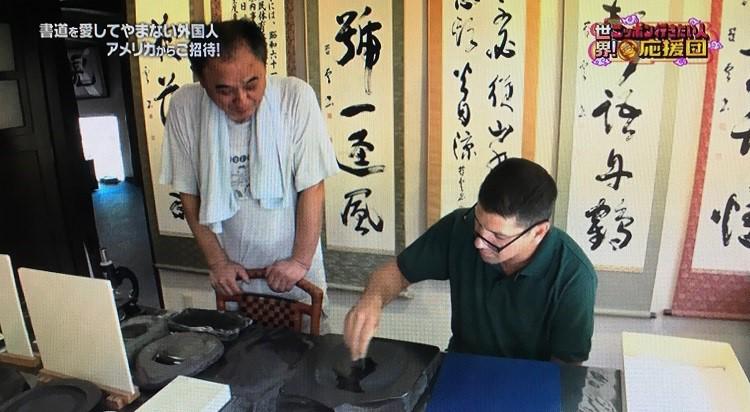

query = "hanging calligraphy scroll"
[427,0,541,224]
[672,0,750,320]
[318,1,397,255]
[563,0,674,272]
[219,0,288,75]
[556,0,686,315]
[135,1,195,237]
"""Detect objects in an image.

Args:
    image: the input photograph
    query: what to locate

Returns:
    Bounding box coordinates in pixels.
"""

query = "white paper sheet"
[136,375,230,412]
[624,356,743,412]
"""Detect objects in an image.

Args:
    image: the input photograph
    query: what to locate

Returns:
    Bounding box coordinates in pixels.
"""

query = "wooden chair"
[215,268,323,335]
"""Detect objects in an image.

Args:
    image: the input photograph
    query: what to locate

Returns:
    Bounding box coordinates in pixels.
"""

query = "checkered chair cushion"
[215,268,323,335]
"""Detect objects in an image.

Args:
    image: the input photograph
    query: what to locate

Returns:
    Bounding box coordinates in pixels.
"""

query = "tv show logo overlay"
[588,15,723,67]
[39,22,220,58]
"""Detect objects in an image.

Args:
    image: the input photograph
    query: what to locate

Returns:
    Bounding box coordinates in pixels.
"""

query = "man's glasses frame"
[462,203,548,254]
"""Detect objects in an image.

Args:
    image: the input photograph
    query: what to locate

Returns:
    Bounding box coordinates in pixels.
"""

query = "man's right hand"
[209,260,249,296]
[343,296,383,361]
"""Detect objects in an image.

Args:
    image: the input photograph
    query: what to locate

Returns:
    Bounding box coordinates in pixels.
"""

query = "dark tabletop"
[121,323,622,412]
[2,305,621,412]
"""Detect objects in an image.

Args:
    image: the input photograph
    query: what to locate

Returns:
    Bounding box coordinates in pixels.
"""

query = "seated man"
[344,158,597,364]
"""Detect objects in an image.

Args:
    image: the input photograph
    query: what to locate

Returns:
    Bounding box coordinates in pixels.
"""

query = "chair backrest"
[215,268,323,335]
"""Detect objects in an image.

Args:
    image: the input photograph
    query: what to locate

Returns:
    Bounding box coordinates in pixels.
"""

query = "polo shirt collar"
[515,227,557,278]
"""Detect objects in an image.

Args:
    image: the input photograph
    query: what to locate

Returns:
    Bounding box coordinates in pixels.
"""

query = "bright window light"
[79,115,125,181]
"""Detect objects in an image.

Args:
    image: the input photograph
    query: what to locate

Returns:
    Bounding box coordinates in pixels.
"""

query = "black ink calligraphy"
[457,165,466,202]
[334,7,382,94]
[451,16,478,53]
[609,201,634,250]
[155,73,179,125]
[730,112,750,156]
[486,6,516,59]
[592,89,643,139]
[340,104,376,117]
[455,0,480,11]
[335,10,357,66]
[711,193,741,246]
[341,188,384,235]
[602,0,622,22]
[585,198,611,251]
[724,62,734,82]
[337,104,385,177]
[454,62,472,126]
[488,75,514,111]
[619,62,637,86]
[453,130,476,160]
[728,27,736,42]
[152,13,180,62]
[324,67,333,84]
[487,150,507,169]
[595,149,633,190]
[356,15,382,94]
[488,121,514,144]
[720,98,729,113]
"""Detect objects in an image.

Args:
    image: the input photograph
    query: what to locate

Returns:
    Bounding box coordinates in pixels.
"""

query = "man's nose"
[474,235,487,250]
[234,91,249,106]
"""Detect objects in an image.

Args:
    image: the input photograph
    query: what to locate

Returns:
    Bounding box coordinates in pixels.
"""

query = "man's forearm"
[291,181,324,268]
[180,193,229,267]
[361,259,411,308]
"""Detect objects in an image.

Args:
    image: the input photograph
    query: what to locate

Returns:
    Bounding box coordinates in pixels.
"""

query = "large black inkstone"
[197,327,316,412]
[0,379,101,412]
[168,308,252,341]
[134,332,224,390]
[279,334,440,411]
[120,315,169,364]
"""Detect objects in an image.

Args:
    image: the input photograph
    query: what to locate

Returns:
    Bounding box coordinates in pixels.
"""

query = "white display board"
[19,268,136,394]
[0,254,34,360]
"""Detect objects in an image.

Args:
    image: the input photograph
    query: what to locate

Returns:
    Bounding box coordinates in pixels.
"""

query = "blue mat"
[426,352,561,412]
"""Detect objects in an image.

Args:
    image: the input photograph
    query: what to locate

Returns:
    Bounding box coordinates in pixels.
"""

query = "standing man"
[344,158,597,364]
[160,19,338,309]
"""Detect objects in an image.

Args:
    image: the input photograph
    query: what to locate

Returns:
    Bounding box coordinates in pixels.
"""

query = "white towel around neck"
[195,77,288,233]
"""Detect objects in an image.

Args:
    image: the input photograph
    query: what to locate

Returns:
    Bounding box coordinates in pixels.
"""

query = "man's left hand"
[265,258,308,292]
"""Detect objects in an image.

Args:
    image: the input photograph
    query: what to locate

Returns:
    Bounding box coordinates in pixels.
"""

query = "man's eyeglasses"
[463,203,548,254]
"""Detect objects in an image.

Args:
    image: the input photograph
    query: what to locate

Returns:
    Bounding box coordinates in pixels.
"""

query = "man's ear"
[533,222,551,243]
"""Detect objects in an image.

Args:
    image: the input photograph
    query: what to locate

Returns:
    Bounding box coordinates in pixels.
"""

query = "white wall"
[327,281,453,348]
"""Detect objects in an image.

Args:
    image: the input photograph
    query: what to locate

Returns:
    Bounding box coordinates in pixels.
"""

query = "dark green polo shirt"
[397,208,597,362]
